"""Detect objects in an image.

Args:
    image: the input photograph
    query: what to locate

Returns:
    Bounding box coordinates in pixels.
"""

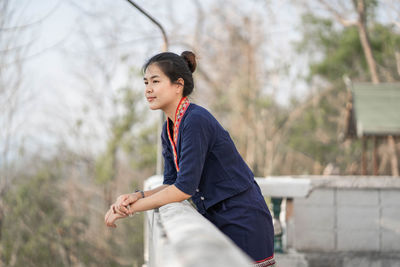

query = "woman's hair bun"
[181,51,197,73]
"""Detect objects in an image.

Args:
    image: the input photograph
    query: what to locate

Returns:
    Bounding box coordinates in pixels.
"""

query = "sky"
[3,0,306,161]
[20,0,304,107]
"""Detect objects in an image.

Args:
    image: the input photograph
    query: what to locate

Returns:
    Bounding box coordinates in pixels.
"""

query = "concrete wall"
[286,176,400,267]
[143,175,400,267]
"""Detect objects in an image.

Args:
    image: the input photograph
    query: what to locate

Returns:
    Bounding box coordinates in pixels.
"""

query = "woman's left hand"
[112,193,141,216]
[104,207,128,228]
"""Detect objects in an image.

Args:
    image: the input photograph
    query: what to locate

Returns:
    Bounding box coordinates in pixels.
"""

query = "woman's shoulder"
[182,104,220,144]
[185,103,217,125]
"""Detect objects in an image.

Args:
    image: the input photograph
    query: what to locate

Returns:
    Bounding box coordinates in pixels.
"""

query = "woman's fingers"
[112,203,127,216]
[116,194,129,203]
[105,193,138,227]
[113,194,138,215]
[107,218,117,228]
[116,194,130,205]
[105,208,129,228]
[126,204,135,216]
[118,205,130,215]
[105,210,118,228]
[121,194,138,206]
[104,209,112,225]
[111,194,135,215]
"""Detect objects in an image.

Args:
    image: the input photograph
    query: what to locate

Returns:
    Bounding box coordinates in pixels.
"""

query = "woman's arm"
[105,185,190,227]
[125,184,191,213]
[143,184,169,197]
[113,184,170,215]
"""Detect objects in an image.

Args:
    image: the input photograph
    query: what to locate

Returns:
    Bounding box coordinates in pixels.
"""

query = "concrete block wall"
[292,189,336,251]
[381,190,400,251]
[142,175,400,267]
[291,185,400,253]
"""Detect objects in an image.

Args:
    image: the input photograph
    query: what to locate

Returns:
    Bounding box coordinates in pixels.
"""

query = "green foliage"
[115,213,145,267]
[370,23,400,79]
[122,123,158,171]
[95,152,116,184]
[1,159,145,267]
[95,87,146,184]
[297,13,400,83]
[297,14,365,82]
[288,90,341,166]
[1,168,97,266]
[283,6,400,174]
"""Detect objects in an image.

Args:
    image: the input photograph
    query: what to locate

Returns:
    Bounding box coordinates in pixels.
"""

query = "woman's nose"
[145,85,153,94]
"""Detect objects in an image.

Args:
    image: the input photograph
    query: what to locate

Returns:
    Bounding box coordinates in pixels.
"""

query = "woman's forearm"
[131,185,190,213]
[142,184,169,198]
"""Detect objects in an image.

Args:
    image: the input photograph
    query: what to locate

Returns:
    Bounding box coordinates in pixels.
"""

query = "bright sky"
[21,0,304,105]
[4,0,306,158]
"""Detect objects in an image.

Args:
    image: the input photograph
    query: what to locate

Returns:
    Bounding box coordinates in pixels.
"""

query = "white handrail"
[143,175,253,267]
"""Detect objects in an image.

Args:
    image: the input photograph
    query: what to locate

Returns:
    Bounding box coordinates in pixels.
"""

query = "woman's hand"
[104,207,128,228]
[112,193,141,216]
[105,185,190,222]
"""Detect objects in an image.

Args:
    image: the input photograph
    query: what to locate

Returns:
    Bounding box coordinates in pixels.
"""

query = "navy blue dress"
[162,99,274,263]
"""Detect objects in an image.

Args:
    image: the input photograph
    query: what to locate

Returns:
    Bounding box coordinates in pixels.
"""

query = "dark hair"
[143,51,197,97]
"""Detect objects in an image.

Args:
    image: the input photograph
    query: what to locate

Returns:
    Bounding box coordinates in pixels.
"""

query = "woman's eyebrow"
[143,75,160,80]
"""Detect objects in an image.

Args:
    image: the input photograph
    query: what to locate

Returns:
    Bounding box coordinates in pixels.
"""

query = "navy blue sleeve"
[161,123,177,185]
[174,113,212,196]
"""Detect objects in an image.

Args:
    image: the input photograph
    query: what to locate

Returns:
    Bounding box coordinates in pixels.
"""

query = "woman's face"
[144,63,182,112]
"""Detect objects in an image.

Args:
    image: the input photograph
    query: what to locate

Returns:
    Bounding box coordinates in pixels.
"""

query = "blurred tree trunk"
[396,51,400,77]
[195,3,275,175]
[353,0,380,83]
[388,136,399,176]
[316,0,380,83]
[310,0,400,175]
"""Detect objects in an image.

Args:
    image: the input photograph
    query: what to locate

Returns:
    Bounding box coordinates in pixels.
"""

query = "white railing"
[254,177,311,197]
[143,175,314,267]
[143,175,400,267]
[143,175,253,267]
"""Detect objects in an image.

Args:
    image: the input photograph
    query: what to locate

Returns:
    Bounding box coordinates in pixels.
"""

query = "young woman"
[104,51,275,266]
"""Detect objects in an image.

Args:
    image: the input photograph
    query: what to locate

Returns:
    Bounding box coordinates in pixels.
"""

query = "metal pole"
[124,0,169,51]
[124,0,169,175]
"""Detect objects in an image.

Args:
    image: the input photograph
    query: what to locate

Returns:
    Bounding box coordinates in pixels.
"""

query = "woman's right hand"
[112,193,140,216]
[105,207,127,228]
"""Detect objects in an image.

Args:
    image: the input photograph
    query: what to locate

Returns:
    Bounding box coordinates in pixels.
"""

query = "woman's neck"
[164,97,183,122]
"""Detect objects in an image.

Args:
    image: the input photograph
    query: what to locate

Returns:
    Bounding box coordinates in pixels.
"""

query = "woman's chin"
[148,103,160,110]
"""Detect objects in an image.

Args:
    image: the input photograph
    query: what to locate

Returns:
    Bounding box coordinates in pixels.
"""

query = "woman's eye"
[144,81,148,85]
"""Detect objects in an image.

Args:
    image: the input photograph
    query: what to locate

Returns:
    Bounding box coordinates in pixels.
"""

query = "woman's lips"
[147,97,156,102]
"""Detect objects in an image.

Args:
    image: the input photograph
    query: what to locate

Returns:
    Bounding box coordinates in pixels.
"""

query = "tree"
[180,1,285,176]
[291,6,400,175]
[0,0,66,250]
[304,0,380,83]
[1,165,96,266]
[298,13,400,83]
[1,154,145,267]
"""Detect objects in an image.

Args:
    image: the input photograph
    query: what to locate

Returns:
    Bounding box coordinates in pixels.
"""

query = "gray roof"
[351,82,400,137]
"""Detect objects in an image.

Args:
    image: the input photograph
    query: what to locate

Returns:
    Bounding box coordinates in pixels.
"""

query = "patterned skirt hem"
[252,255,276,267]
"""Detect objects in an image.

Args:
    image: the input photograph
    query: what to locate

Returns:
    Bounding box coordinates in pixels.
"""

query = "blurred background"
[1,0,399,266]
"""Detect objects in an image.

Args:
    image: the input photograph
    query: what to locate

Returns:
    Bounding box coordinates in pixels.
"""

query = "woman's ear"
[175,78,184,94]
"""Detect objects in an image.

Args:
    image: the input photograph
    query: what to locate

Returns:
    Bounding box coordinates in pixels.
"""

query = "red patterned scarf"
[167,97,191,172]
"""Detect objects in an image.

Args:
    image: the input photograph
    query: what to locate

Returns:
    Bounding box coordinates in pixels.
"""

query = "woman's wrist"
[128,203,135,217]
[135,189,145,199]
